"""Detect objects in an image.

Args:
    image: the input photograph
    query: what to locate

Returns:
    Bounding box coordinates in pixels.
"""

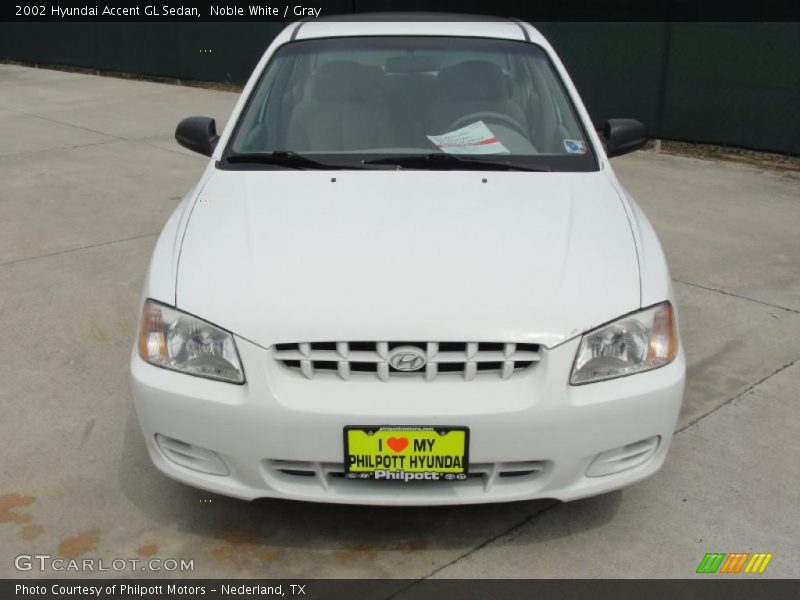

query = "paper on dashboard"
[427,121,510,155]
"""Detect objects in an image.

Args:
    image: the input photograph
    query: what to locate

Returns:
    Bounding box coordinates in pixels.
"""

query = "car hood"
[176,169,639,348]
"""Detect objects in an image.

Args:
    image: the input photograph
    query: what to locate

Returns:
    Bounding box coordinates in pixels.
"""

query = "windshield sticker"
[427,121,510,155]
[563,139,588,154]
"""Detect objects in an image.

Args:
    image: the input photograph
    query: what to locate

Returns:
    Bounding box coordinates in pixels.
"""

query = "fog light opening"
[155,434,229,476]
[586,436,660,478]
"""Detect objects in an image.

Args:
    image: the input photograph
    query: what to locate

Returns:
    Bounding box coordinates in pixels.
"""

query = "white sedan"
[131,15,685,505]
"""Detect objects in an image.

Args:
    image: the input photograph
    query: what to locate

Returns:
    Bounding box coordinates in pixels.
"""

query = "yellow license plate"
[344,426,469,481]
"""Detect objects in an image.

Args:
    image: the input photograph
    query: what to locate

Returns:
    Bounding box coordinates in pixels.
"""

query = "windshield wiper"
[363,153,551,172]
[225,151,364,170]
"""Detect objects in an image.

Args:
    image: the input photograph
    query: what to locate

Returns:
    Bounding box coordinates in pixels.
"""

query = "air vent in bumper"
[266,459,549,493]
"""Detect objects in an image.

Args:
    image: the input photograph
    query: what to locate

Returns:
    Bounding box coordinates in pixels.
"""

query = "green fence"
[1,20,798,154]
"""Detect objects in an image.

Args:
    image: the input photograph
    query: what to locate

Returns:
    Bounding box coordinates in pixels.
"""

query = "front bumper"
[131,336,685,505]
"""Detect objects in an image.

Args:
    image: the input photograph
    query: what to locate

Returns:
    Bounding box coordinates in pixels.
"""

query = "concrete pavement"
[1,64,798,579]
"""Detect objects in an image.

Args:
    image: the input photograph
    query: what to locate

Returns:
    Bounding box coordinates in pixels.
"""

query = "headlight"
[137,300,244,383]
[570,302,677,385]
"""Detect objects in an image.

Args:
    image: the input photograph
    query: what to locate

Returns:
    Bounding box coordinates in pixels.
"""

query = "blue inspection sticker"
[564,139,588,154]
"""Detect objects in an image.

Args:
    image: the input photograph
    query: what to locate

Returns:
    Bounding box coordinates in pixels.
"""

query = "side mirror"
[175,116,219,157]
[600,119,648,158]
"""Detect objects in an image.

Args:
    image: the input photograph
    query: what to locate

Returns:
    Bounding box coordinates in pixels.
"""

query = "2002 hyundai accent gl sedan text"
[131,16,686,505]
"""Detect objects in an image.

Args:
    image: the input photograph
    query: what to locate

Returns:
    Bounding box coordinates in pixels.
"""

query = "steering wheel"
[444,111,529,139]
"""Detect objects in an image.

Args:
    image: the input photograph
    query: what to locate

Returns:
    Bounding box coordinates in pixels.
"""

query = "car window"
[225,36,597,172]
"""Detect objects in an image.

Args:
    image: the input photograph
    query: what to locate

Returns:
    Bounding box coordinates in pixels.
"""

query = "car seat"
[286,61,392,152]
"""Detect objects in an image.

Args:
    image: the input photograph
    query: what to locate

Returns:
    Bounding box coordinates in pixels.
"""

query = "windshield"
[224,36,597,171]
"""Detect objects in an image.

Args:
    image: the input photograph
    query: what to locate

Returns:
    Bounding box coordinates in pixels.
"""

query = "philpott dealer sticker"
[345,426,469,481]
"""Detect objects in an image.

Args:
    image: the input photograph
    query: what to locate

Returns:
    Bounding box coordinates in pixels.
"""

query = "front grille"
[273,341,541,381]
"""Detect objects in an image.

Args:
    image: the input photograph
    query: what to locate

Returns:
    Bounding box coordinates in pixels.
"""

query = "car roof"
[290,13,547,46]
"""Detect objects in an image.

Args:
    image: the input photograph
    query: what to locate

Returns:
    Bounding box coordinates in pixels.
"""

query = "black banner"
[4,579,800,600]
[2,0,800,22]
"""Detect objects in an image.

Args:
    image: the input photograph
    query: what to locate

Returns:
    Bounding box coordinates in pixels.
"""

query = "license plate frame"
[343,425,469,482]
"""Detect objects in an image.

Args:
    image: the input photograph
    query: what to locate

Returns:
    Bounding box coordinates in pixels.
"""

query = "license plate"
[344,426,469,482]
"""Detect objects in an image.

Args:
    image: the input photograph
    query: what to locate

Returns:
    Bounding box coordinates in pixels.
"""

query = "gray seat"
[384,73,438,146]
[427,60,528,135]
[286,61,392,152]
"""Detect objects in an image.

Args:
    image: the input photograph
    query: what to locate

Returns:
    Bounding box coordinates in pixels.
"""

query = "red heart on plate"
[387,437,409,452]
